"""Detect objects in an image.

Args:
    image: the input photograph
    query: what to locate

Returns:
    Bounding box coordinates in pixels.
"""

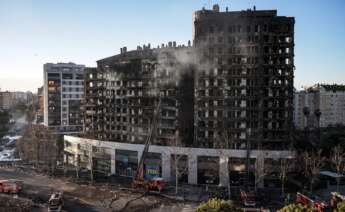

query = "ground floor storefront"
[64,135,294,187]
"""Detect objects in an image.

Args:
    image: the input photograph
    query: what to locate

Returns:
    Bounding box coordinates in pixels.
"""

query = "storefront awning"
[320,171,344,178]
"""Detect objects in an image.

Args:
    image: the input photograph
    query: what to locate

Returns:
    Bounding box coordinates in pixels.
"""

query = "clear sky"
[0,0,344,92]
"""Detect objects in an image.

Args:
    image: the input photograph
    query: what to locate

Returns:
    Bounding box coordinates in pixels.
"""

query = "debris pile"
[0,194,32,212]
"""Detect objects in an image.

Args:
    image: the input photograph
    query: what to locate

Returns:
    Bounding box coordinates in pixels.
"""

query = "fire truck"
[330,192,345,209]
[296,192,328,212]
[0,179,22,194]
[240,189,257,207]
[131,97,165,192]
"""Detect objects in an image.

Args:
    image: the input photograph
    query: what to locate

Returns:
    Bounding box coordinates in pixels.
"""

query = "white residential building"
[294,84,345,129]
[43,62,85,134]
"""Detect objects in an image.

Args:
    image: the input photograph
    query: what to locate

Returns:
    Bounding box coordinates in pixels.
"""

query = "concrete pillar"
[137,150,143,165]
[219,156,229,187]
[188,154,198,184]
[111,150,116,175]
[161,153,171,181]
[74,153,79,167]
[255,155,265,188]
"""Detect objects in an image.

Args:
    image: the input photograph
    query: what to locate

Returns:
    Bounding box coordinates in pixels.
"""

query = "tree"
[171,153,188,195]
[196,198,242,212]
[0,110,11,138]
[302,150,325,193]
[335,201,345,212]
[16,124,59,174]
[169,134,189,195]
[331,145,345,192]
[303,107,310,129]
[278,203,313,212]
[314,109,321,128]
[279,158,294,196]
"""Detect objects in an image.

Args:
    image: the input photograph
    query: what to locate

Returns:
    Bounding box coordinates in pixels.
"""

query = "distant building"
[43,62,85,134]
[36,86,44,123]
[294,84,345,129]
[0,91,14,110]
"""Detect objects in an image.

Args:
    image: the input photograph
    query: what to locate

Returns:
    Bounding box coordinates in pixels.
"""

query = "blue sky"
[0,0,344,92]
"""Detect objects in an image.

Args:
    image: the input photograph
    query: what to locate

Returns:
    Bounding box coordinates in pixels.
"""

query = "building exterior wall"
[43,62,85,134]
[64,135,294,185]
[0,91,14,110]
[76,6,296,186]
[294,84,345,129]
[85,46,194,146]
[193,6,294,150]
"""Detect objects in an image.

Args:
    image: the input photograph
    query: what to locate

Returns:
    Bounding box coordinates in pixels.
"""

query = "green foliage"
[278,203,313,212]
[196,198,242,212]
[335,201,345,212]
[321,84,345,92]
[320,126,345,154]
[0,110,11,137]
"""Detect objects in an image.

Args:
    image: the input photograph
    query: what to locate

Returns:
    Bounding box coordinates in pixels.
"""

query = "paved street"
[0,167,197,211]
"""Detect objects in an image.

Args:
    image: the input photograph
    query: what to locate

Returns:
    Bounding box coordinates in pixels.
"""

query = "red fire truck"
[240,189,257,207]
[0,179,22,194]
[296,192,328,212]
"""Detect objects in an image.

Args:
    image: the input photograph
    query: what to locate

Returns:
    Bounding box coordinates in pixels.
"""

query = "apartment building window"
[62,74,73,79]
[246,25,251,33]
[255,25,260,33]
[237,25,242,33]
[228,25,234,33]
[209,26,214,33]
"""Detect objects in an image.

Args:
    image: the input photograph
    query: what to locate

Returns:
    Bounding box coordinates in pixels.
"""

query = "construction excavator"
[131,97,165,192]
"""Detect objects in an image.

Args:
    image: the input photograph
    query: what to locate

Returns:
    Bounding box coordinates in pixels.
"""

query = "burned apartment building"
[65,5,296,186]
[193,5,295,150]
[84,44,195,147]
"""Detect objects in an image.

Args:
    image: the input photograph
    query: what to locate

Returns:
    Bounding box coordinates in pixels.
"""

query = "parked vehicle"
[0,179,22,194]
[48,191,64,212]
[296,192,328,212]
[330,192,345,209]
[240,189,256,207]
[131,98,166,192]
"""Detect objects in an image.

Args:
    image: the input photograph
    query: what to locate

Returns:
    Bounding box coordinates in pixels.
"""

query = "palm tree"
[303,107,310,129]
[314,109,321,128]
[314,109,322,144]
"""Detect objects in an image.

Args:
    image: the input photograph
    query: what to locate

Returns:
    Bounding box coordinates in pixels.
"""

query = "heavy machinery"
[330,192,345,209]
[131,97,165,192]
[48,191,64,212]
[295,192,345,211]
[296,192,328,212]
[240,189,257,207]
[0,179,22,194]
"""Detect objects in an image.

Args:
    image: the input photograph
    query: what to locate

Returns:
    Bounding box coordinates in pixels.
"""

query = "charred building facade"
[193,6,295,150]
[66,6,296,186]
[84,45,194,146]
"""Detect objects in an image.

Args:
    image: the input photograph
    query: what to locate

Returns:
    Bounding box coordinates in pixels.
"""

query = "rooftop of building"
[44,62,85,68]
[318,84,345,92]
[97,41,192,65]
[193,4,294,19]
[299,84,345,93]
